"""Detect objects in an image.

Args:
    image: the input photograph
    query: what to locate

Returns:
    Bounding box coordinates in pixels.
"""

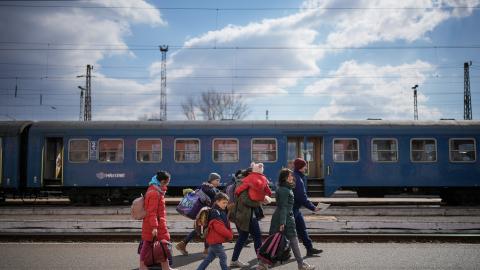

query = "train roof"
[0,121,33,136]
[26,120,480,130]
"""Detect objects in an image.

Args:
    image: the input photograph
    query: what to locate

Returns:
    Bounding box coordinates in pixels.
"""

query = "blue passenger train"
[0,120,479,204]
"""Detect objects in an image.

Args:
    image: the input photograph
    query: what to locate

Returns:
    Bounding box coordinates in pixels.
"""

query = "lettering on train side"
[96,172,126,179]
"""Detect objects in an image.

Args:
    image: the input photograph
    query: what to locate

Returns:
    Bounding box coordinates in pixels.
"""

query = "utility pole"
[77,65,93,121]
[266,110,269,120]
[464,61,472,120]
[159,45,168,121]
[412,84,418,120]
[78,87,85,121]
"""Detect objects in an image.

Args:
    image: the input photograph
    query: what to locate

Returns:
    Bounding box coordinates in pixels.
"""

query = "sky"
[1,0,480,121]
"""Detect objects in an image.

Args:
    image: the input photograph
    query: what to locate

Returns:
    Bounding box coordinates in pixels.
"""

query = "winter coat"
[235,172,272,202]
[293,170,316,211]
[232,190,262,232]
[206,206,233,245]
[141,185,170,242]
[269,185,296,237]
[199,182,219,206]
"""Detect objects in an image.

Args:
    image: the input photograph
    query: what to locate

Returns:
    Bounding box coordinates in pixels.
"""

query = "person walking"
[230,169,268,268]
[196,192,233,270]
[292,158,323,257]
[139,171,176,270]
[176,172,221,256]
[259,168,315,270]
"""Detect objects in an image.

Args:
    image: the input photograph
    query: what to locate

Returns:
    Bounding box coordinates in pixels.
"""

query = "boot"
[175,241,188,256]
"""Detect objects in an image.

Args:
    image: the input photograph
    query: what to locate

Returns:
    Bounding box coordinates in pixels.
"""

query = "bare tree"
[181,90,249,120]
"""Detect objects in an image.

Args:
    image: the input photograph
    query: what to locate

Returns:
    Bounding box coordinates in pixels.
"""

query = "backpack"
[194,206,212,239]
[257,232,291,266]
[131,185,162,220]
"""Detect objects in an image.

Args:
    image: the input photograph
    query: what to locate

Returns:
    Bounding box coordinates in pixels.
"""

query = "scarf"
[148,175,161,186]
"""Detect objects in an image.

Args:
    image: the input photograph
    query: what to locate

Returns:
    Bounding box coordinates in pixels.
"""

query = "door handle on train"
[327,165,332,176]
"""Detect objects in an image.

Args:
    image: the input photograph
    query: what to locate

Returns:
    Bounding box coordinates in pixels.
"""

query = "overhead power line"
[0,4,479,11]
[0,44,479,51]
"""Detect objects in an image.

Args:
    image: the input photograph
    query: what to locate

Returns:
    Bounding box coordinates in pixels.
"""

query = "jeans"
[231,217,262,262]
[293,208,313,251]
[196,244,228,270]
[184,229,208,248]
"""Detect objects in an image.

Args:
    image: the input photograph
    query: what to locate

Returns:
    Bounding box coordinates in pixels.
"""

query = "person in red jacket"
[235,162,272,202]
[196,192,233,270]
[139,171,176,270]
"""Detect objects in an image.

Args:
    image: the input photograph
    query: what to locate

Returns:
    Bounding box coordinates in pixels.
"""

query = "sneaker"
[202,248,209,258]
[175,241,188,256]
[230,260,248,268]
[306,248,323,257]
[299,262,315,270]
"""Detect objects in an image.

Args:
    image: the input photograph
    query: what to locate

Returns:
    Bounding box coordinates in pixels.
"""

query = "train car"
[0,121,32,200]
[21,120,480,204]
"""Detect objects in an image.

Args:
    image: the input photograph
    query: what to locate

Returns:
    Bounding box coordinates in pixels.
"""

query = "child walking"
[139,171,176,270]
[196,192,233,270]
[259,168,315,270]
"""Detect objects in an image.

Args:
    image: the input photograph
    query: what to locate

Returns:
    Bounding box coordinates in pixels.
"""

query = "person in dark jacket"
[176,172,221,256]
[196,192,233,270]
[262,168,314,270]
[230,168,267,268]
[292,158,323,257]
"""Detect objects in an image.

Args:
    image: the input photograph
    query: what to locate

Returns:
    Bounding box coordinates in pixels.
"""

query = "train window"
[449,138,476,162]
[213,138,239,163]
[251,138,277,162]
[411,139,437,162]
[136,139,162,163]
[98,139,124,163]
[68,139,89,163]
[333,138,359,162]
[372,139,398,162]
[175,139,200,163]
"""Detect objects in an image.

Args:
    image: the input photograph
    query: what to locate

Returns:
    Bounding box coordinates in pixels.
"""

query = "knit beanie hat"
[251,162,264,174]
[293,158,307,171]
[208,172,221,182]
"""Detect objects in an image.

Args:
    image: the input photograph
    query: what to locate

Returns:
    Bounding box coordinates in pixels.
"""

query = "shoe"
[244,237,253,247]
[299,262,315,270]
[306,248,323,257]
[175,241,188,256]
[255,262,269,270]
[230,260,248,268]
[202,248,209,258]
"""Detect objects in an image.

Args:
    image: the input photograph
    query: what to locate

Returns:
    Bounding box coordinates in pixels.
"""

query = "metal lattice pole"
[412,85,418,120]
[85,64,92,121]
[464,62,472,120]
[159,45,168,121]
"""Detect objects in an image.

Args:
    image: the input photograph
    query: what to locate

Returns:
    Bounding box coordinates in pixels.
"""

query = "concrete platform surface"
[0,242,479,269]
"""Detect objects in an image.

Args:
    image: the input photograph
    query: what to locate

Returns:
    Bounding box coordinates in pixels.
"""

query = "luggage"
[257,232,291,265]
[176,191,201,219]
[142,238,172,266]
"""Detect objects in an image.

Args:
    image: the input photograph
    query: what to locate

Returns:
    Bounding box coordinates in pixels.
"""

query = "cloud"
[308,60,443,120]
[0,1,165,120]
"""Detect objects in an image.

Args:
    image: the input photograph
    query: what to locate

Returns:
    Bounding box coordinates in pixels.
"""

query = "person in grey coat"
[259,168,314,270]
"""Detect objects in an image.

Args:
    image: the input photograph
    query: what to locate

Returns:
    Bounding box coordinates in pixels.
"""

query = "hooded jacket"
[141,185,170,241]
[206,205,233,245]
[235,172,272,202]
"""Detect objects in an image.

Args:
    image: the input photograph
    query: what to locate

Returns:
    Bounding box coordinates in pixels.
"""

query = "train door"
[287,137,324,197]
[42,137,63,187]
